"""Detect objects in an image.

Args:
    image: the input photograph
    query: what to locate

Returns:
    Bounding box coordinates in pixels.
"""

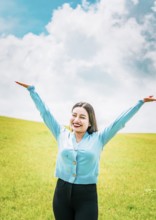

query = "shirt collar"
[71,131,89,145]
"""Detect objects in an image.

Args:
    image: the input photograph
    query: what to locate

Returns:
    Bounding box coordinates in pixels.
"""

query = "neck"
[74,132,86,143]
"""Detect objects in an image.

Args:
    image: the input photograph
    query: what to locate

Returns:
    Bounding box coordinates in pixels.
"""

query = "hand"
[143,95,156,102]
[15,81,30,88]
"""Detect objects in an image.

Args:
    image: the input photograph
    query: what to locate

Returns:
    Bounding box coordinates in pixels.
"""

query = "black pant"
[53,179,98,220]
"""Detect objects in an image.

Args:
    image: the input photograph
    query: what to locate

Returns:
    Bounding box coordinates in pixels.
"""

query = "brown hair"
[71,102,98,134]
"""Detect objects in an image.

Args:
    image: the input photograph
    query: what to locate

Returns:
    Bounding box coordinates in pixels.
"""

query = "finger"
[15,81,29,88]
[15,81,24,86]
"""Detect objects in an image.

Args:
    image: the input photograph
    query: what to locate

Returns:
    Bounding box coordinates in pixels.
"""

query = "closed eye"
[80,116,86,119]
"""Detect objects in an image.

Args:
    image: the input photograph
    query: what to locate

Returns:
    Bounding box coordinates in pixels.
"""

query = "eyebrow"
[72,113,87,117]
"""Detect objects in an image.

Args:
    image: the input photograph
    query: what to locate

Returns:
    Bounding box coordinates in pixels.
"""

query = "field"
[0,116,156,220]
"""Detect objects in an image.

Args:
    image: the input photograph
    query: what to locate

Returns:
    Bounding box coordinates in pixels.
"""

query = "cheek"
[70,117,74,124]
[84,119,90,127]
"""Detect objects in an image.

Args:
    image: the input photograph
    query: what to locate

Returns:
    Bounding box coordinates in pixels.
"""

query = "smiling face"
[70,107,91,135]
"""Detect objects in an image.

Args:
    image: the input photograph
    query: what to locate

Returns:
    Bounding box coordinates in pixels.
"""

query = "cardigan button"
[73,161,77,165]
[73,174,76,177]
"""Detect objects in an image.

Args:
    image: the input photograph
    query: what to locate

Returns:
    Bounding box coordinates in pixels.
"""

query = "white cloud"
[130,0,139,5]
[0,0,20,35]
[0,0,156,132]
[152,0,156,12]
[0,18,16,34]
[0,0,15,12]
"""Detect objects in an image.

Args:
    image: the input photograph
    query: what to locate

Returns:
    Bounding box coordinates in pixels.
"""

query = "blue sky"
[0,0,156,132]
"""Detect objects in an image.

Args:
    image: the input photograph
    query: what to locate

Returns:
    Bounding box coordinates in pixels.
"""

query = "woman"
[15,81,155,220]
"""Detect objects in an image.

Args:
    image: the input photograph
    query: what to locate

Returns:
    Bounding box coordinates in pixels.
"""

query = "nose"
[74,116,80,123]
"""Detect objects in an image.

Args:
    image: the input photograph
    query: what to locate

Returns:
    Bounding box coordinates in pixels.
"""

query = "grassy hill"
[0,116,156,220]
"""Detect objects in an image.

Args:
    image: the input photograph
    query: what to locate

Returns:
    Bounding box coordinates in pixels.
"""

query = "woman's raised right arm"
[15,81,61,140]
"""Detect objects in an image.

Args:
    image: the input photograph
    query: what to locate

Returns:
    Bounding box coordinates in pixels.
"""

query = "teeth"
[73,124,81,127]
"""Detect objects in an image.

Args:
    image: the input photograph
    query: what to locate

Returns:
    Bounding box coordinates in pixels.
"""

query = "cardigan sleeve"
[99,100,144,147]
[27,86,61,140]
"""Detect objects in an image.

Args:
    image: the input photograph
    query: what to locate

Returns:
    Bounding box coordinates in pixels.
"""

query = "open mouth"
[73,123,81,128]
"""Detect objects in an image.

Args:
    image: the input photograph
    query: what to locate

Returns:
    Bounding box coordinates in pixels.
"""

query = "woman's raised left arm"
[99,96,156,147]
[143,95,156,102]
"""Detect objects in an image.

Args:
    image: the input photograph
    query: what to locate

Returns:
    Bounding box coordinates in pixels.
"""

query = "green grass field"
[0,116,156,220]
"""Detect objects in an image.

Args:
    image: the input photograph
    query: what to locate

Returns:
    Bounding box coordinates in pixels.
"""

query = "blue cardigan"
[27,86,144,184]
